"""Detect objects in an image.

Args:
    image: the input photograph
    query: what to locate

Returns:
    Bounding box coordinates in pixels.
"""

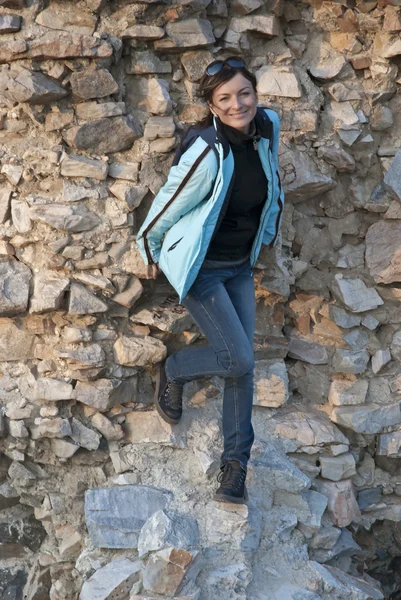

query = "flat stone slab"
[85,485,173,548]
[80,558,142,600]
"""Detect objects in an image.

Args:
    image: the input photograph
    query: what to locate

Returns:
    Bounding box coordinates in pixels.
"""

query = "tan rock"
[374,32,401,58]
[143,548,201,596]
[124,411,185,446]
[122,25,165,40]
[114,336,167,367]
[253,360,289,407]
[91,412,124,441]
[0,184,12,223]
[229,15,279,36]
[60,153,108,180]
[256,66,302,98]
[70,68,118,102]
[36,5,97,35]
[328,379,368,406]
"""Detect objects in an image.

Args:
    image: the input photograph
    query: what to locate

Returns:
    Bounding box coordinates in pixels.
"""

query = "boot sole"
[154,361,182,426]
[213,487,248,505]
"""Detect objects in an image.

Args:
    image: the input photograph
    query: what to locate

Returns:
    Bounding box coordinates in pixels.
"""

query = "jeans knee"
[227,354,254,379]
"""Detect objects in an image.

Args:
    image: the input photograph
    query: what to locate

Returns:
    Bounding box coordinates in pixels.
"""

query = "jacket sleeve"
[136,139,218,266]
[262,109,284,247]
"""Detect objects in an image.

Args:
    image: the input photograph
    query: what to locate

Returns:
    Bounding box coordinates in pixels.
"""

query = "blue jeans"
[165,261,255,470]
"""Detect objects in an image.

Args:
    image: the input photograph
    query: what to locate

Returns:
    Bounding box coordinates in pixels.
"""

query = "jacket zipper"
[142,146,212,264]
[270,171,283,246]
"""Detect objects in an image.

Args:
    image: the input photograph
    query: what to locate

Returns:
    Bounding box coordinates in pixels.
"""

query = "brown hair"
[195,59,257,129]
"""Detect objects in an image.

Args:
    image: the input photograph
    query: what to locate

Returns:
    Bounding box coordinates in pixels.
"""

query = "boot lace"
[217,461,246,491]
[164,381,183,410]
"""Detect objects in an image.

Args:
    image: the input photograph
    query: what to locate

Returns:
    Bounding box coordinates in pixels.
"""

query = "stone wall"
[1,0,401,598]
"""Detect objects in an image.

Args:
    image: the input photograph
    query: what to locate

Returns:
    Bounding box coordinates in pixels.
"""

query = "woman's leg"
[165,262,255,469]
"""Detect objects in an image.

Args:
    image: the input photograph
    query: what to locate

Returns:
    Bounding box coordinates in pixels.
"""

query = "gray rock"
[70,68,118,101]
[384,149,401,200]
[280,144,335,203]
[30,417,72,440]
[253,442,311,493]
[314,479,360,528]
[273,586,321,600]
[343,329,369,352]
[275,489,328,537]
[75,101,126,121]
[64,116,142,154]
[91,412,124,441]
[229,14,280,36]
[311,564,383,599]
[320,453,356,481]
[32,378,74,401]
[371,105,393,131]
[80,558,142,600]
[74,378,136,411]
[231,0,263,15]
[0,14,21,33]
[391,330,401,361]
[60,153,108,180]
[372,349,391,374]
[0,321,38,361]
[144,116,175,140]
[0,258,31,316]
[29,203,101,232]
[68,283,108,314]
[377,431,401,457]
[122,25,165,40]
[331,349,370,375]
[0,482,19,510]
[206,502,262,551]
[112,276,143,308]
[331,402,401,434]
[11,199,32,233]
[181,50,213,82]
[160,19,215,48]
[55,344,105,368]
[0,184,12,224]
[108,161,139,182]
[30,272,69,313]
[288,337,328,365]
[138,509,199,558]
[109,181,148,210]
[331,274,383,313]
[6,69,68,104]
[70,418,101,451]
[114,336,167,367]
[358,488,382,510]
[328,379,368,406]
[131,294,194,333]
[126,50,172,75]
[366,220,401,284]
[85,485,173,548]
[311,528,362,564]
[63,180,101,203]
[318,145,355,172]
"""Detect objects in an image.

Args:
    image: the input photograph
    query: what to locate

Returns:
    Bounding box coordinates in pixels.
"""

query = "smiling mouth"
[230,111,248,117]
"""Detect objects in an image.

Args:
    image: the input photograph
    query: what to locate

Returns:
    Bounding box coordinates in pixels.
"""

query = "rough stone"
[256,66,302,98]
[316,479,361,527]
[331,349,370,375]
[30,272,69,313]
[109,181,148,210]
[280,144,334,203]
[11,199,32,233]
[331,275,383,313]
[36,5,97,36]
[5,69,68,104]
[80,558,142,600]
[253,359,289,407]
[306,37,347,79]
[114,336,167,367]
[75,379,136,410]
[30,417,72,440]
[317,145,355,172]
[320,453,356,482]
[60,153,108,180]
[127,51,172,75]
[0,258,31,316]
[123,410,186,447]
[366,220,401,285]
[112,276,143,308]
[122,25,165,40]
[0,320,38,361]
[64,115,142,154]
[32,378,74,401]
[68,283,108,314]
[91,412,124,441]
[29,203,101,233]
[143,548,201,597]
[138,509,199,558]
[372,349,391,374]
[288,337,328,365]
[181,50,213,82]
[331,402,401,434]
[328,379,368,406]
[70,68,119,102]
[85,485,172,548]
[0,185,12,223]
[229,15,280,36]
[0,14,21,33]
[161,19,215,48]
[206,502,262,551]
[75,101,126,121]
[131,295,194,334]
[70,418,100,451]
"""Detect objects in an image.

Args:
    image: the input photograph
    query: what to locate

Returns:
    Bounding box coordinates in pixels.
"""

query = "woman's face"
[209,72,258,134]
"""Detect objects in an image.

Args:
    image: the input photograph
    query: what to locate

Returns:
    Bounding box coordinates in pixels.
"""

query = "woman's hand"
[145,264,161,279]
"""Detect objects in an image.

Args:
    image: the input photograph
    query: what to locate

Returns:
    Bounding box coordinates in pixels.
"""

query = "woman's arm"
[136,137,218,267]
[262,109,284,248]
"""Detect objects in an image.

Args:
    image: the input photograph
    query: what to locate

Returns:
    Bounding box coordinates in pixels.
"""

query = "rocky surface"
[0,1,401,599]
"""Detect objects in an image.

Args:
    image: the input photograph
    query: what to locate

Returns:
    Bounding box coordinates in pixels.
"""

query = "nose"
[230,95,242,111]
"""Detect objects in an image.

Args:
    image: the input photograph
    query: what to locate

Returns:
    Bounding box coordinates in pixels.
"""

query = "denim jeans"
[165,261,255,470]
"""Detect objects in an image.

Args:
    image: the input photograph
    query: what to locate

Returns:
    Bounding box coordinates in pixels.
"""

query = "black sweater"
[205,119,268,261]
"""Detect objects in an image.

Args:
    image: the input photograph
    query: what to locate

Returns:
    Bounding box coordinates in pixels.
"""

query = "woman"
[136,57,284,504]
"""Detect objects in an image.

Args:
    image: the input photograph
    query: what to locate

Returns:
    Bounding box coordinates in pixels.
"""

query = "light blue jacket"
[136,107,284,301]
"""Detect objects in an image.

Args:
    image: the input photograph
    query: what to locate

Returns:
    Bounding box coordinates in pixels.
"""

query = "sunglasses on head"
[205,57,246,77]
